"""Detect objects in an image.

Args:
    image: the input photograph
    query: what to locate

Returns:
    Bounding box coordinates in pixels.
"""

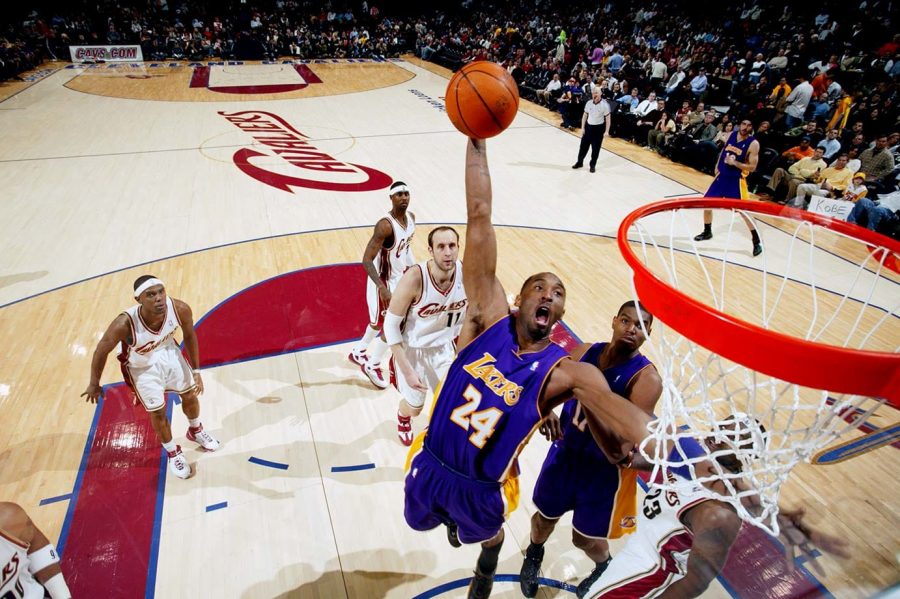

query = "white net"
[622,202,900,536]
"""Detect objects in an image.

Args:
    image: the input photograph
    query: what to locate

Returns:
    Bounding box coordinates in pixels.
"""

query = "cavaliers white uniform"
[391,259,467,408]
[0,528,44,599]
[367,212,416,327]
[118,297,196,412]
[584,439,713,598]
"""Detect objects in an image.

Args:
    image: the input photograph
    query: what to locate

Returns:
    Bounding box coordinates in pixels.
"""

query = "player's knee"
[572,530,602,552]
[482,528,505,548]
[180,390,199,404]
[532,511,558,534]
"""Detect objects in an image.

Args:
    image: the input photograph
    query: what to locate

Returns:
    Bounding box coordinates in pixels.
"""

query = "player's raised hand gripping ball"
[445,61,519,139]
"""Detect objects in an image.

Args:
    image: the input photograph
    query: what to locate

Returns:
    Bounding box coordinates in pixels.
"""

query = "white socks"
[353,325,380,353]
[162,440,177,453]
[368,337,388,365]
[188,418,201,429]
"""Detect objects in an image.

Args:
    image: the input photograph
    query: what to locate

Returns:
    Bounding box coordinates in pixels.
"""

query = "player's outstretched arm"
[657,501,742,598]
[174,299,203,395]
[81,314,130,403]
[542,360,653,452]
[384,267,427,392]
[460,138,509,347]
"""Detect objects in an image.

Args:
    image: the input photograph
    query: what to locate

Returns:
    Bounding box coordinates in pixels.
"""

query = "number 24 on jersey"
[450,385,502,448]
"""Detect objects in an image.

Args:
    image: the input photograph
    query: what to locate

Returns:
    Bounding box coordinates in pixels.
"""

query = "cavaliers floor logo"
[219,110,393,194]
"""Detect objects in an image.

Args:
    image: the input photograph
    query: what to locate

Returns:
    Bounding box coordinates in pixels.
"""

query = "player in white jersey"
[0,502,71,599]
[81,275,220,480]
[349,180,416,389]
[583,417,849,598]
[383,227,467,445]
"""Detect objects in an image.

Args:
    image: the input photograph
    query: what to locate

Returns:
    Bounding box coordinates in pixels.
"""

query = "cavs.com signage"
[219,110,392,194]
[70,45,143,62]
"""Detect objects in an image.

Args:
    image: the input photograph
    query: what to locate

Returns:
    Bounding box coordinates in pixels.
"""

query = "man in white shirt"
[648,54,668,91]
[632,91,657,117]
[784,75,813,128]
[536,73,562,106]
[573,87,612,173]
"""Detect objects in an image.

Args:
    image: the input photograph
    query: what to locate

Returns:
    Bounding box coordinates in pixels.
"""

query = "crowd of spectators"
[1,0,898,234]
[2,1,418,68]
[412,0,899,233]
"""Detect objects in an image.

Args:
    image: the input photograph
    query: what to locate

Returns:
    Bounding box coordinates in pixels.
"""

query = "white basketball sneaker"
[348,348,368,367]
[364,362,389,389]
[187,424,220,451]
[167,446,192,479]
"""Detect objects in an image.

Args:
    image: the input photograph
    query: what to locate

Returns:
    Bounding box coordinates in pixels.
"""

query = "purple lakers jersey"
[559,342,653,460]
[716,130,755,179]
[424,315,569,482]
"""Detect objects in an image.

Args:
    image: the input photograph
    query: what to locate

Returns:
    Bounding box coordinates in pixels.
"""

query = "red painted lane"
[60,386,161,598]
[196,263,367,367]
[295,64,322,83]
[188,66,209,88]
[188,64,320,94]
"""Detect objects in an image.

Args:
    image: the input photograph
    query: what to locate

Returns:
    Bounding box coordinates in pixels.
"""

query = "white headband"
[134,278,164,298]
[390,184,409,195]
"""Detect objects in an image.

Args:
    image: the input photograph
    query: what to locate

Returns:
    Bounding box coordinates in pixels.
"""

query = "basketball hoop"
[618,197,900,535]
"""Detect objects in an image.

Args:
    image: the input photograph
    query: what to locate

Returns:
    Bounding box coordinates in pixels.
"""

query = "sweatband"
[383,311,404,346]
[390,184,409,195]
[27,543,60,574]
[43,572,71,599]
[133,278,164,298]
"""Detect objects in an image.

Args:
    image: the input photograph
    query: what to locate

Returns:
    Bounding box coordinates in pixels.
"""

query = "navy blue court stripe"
[411,574,575,598]
[794,549,823,566]
[815,424,900,463]
[39,493,72,506]
[205,502,228,512]
[248,456,289,470]
[56,395,104,556]
[145,395,174,599]
[330,463,376,473]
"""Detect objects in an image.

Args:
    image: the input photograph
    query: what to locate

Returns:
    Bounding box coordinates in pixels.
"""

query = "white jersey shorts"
[366,272,402,328]
[123,344,197,411]
[391,341,455,408]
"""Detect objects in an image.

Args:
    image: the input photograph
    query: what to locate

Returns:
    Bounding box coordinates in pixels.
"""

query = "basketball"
[445,61,520,139]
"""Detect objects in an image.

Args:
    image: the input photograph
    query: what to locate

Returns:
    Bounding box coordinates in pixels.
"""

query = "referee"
[572,86,612,173]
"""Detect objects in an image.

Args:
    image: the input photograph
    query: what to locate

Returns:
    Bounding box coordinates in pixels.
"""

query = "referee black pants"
[576,123,605,168]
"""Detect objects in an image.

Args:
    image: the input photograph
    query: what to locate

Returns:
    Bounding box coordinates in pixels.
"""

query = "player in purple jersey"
[693,118,764,257]
[520,301,662,598]
[403,138,655,599]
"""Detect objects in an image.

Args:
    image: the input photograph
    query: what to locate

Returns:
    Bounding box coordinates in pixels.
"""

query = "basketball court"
[0,57,897,598]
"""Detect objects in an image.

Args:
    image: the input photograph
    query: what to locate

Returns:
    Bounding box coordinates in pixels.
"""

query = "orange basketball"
[445,61,519,139]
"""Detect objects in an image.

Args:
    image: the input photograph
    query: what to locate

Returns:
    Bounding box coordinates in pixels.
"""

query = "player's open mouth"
[535,305,550,326]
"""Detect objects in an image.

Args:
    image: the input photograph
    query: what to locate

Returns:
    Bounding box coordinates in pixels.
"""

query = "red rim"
[617,198,900,406]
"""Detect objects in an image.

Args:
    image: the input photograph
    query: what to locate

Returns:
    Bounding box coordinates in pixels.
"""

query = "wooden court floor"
[0,57,897,598]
